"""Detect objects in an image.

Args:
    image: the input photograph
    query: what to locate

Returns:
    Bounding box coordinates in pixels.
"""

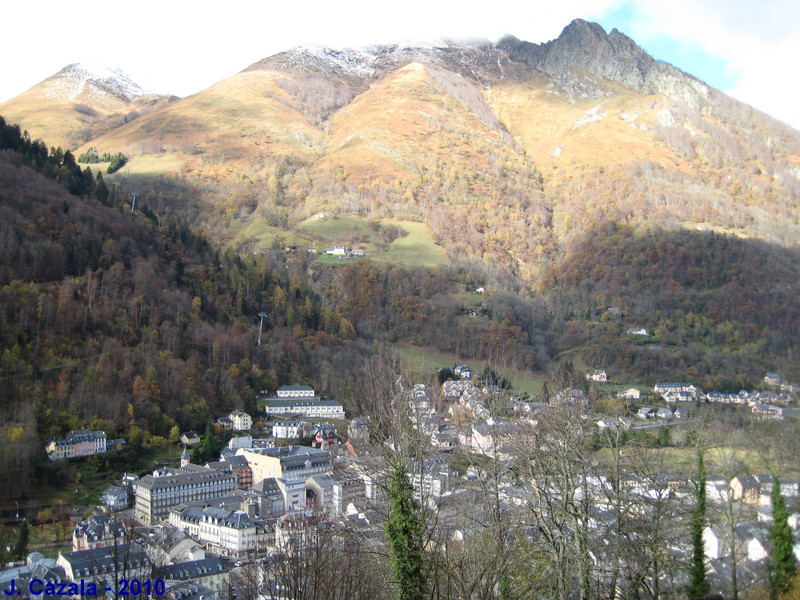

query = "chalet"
[181,431,201,446]
[627,327,649,336]
[586,370,608,382]
[637,407,655,420]
[454,365,472,379]
[596,417,632,431]
[617,387,641,400]
[655,408,673,420]
[730,476,761,505]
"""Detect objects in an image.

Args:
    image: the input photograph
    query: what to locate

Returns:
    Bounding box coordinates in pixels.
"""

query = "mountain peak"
[48,62,151,103]
[498,20,710,107]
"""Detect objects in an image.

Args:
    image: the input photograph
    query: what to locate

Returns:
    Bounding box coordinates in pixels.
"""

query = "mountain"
[0,63,175,149]
[5,20,800,286]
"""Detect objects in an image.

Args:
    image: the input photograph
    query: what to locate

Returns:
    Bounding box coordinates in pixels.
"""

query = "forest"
[1,111,800,496]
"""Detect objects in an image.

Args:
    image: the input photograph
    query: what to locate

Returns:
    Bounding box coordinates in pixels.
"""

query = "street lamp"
[14,500,19,520]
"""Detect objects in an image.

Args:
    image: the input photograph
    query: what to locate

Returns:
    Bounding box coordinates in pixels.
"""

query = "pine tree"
[13,519,28,560]
[384,460,426,600]
[95,171,109,204]
[688,448,710,599]
[200,419,217,462]
[769,475,797,598]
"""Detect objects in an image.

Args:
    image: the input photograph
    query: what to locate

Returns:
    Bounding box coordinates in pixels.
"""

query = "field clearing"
[394,343,544,395]
[379,220,449,267]
[301,215,449,267]
[298,214,372,241]
[124,153,185,175]
[591,443,777,476]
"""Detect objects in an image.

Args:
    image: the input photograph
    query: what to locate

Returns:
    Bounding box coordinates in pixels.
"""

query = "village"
[6,368,800,600]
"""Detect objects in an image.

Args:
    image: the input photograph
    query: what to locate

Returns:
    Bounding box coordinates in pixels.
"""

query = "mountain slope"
[0,63,174,149]
[13,21,800,283]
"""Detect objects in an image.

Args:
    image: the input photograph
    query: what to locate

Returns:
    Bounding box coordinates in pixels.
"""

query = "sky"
[2,0,799,130]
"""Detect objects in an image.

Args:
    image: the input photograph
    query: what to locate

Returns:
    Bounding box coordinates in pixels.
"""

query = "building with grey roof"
[237,446,331,483]
[134,469,237,524]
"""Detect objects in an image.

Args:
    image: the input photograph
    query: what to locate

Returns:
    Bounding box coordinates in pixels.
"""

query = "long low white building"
[265,399,345,419]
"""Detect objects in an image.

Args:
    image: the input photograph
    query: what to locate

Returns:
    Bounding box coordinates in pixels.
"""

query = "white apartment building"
[272,420,304,439]
[169,506,264,559]
[265,400,345,419]
[276,385,315,398]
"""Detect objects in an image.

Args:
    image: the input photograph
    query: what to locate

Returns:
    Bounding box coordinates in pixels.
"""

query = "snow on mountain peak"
[46,62,150,103]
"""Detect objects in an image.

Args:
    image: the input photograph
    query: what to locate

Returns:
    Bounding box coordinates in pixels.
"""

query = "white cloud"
[2,0,798,129]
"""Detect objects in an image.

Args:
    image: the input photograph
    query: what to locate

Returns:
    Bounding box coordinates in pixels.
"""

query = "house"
[474,287,485,294]
[347,416,371,444]
[272,420,304,440]
[764,372,782,387]
[596,417,632,431]
[655,408,673,420]
[312,423,338,450]
[706,477,731,503]
[325,246,348,255]
[637,407,655,420]
[752,403,783,420]
[100,486,129,511]
[617,388,641,400]
[704,526,722,560]
[180,431,201,446]
[72,515,126,550]
[306,474,343,516]
[735,522,769,561]
[217,417,233,430]
[586,370,608,383]
[654,382,701,399]
[45,429,107,461]
[229,411,252,432]
[454,365,472,379]
[730,476,761,505]
[627,327,649,336]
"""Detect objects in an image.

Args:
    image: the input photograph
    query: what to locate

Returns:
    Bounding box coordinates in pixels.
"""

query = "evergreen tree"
[95,171,109,204]
[688,448,710,599]
[13,519,28,561]
[200,419,217,461]
[384,460,426,600]
[769,475,797,598]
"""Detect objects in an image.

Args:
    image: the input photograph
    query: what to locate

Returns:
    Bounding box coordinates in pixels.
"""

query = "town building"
[45,429,108,461]
[134,468,237,524]
[264,399,345,419]
[237,446,331,484]
[276,385,315,399]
